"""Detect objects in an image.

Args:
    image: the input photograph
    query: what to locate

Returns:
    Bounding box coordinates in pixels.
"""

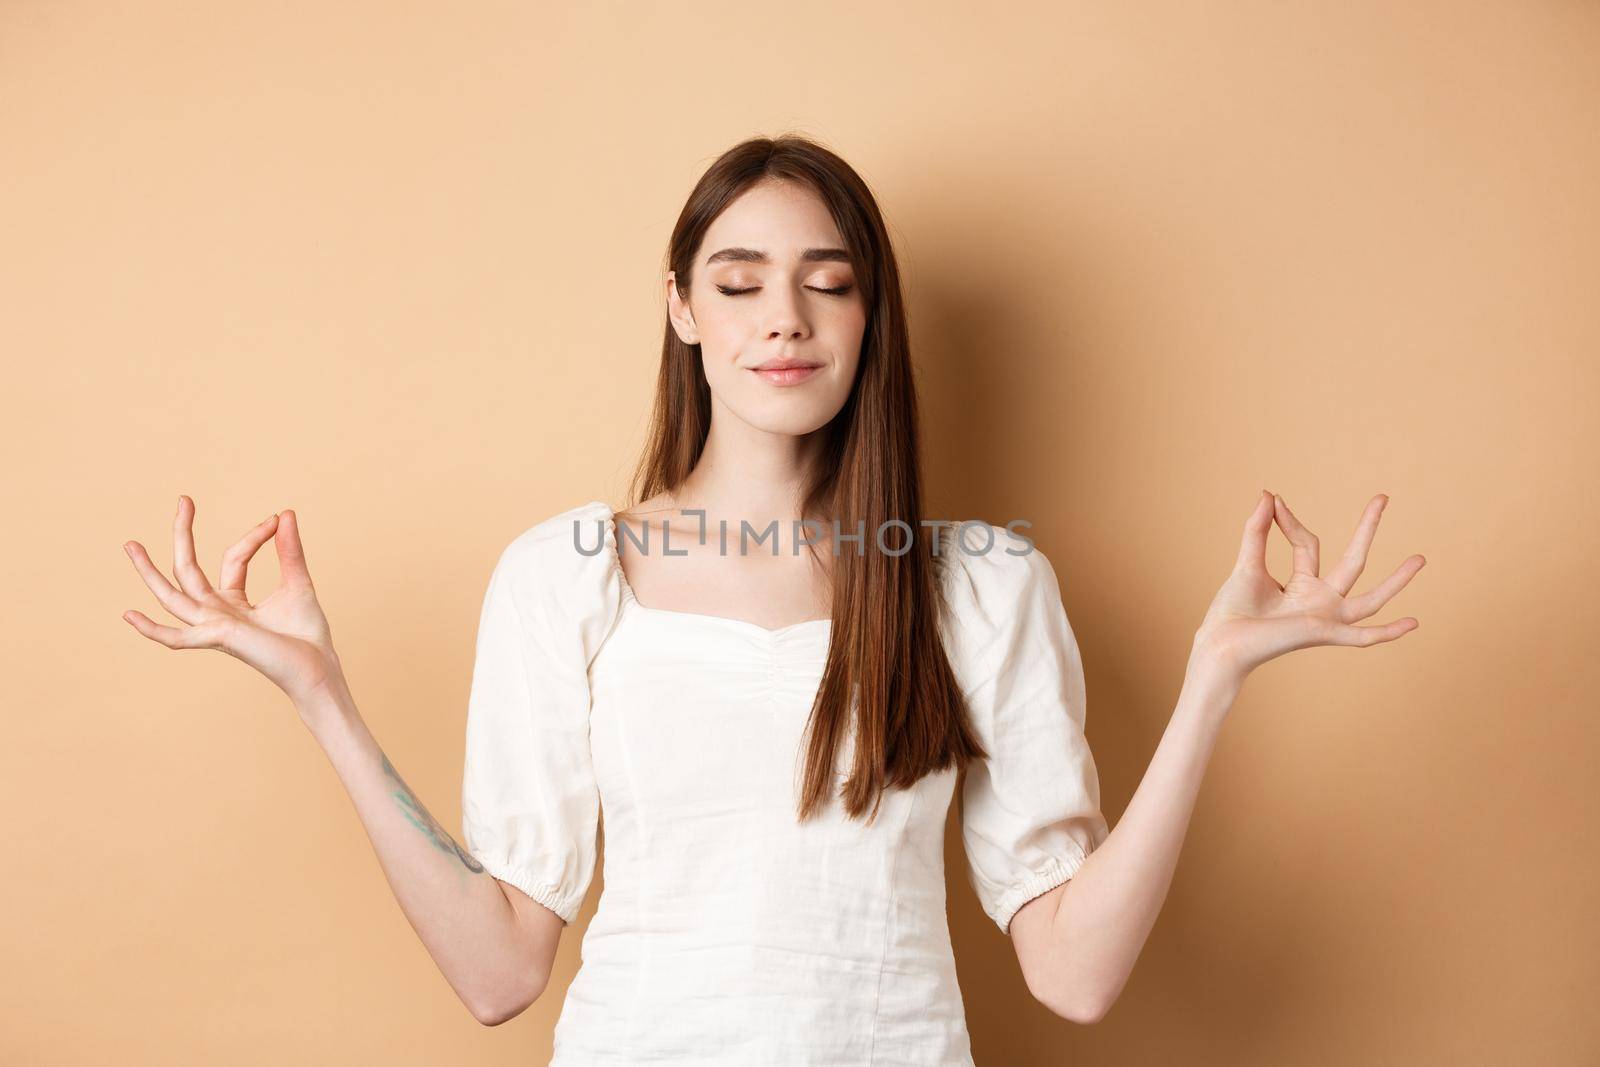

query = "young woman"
[121,134,1424,1064]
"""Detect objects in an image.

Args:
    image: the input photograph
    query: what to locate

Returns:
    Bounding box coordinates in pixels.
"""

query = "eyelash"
[715,284,854,297]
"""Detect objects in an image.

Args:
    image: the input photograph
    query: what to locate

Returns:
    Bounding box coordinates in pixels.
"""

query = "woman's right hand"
[122,495,346,709]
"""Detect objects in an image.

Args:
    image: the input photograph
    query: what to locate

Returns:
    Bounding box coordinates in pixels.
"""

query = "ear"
[665,271,699,345]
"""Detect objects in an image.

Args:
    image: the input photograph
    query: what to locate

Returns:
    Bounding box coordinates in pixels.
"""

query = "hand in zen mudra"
[1194,491,1426,682]
[122,495,344,708]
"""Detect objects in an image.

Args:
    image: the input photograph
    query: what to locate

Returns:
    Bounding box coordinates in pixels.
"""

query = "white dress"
[461,499,1109,1065]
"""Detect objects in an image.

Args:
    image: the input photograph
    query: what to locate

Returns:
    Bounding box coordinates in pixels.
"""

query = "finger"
[1327,616,1419,647]
[1272,494,1320,577]
[1234,490,1275,572]
[1344,554,1427,621]
[123,540,202,623]
[171,495,217,598]
[219,513,281,595]
[273,509,315,588]
[122,608,208,649]
[1325,494,1388,596]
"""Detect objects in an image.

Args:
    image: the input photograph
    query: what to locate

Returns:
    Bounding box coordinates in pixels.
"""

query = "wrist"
[1183,638,1246,720]
[294,669,357,736]
[1190,627,1250,682]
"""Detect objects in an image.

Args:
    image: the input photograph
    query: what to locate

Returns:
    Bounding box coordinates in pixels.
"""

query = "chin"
[733,397,845,437]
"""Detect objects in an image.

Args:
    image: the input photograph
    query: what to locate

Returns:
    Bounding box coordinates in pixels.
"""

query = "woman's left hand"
[1192,491,1426,684]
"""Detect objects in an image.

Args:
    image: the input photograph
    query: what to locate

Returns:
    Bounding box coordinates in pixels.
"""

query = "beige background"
[3,2,1595,1063]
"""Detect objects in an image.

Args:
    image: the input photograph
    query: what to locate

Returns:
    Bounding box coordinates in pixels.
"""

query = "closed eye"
[716,284,855,297]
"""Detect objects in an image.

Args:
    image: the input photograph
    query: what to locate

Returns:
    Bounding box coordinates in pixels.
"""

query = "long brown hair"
[629,133,987,824]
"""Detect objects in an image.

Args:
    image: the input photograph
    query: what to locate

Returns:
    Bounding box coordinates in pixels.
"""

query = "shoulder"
[496,498,615,565]
[486,499,623,654]
[936,520,1059,623]
[935,520,1070,687]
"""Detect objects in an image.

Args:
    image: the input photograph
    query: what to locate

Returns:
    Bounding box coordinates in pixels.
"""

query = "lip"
[750,359,824,386]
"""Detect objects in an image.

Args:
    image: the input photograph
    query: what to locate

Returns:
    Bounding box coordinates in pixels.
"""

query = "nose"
[763,283,811,341]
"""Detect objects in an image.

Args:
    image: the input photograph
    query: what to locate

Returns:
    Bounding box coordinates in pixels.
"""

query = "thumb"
[273,509,315,588]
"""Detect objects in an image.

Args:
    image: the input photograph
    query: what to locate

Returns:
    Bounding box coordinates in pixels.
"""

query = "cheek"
[694,305,755,351]
[825,305,868,357]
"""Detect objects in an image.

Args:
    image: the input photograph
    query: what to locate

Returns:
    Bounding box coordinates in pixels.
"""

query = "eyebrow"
[703,246,853,266]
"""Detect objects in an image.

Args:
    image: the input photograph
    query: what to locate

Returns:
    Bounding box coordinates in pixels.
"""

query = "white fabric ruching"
[460,499,1108,1066]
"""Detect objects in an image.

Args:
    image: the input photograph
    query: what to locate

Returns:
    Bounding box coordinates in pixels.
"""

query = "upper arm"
[483,875,571,1021]
[1006,879,1072,1004]
[951,532,1109,940]
[458,508,623,1018]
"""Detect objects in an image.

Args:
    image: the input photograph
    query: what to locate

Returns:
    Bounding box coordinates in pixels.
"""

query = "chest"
[584,603,955,842]
[613,517,834,632]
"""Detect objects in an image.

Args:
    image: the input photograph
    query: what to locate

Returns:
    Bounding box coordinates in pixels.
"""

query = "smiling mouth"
[751,363,824,386]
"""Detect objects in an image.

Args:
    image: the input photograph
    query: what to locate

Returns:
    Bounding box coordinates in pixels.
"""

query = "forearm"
[1026,648,1239,1020]
[296,675,552,1024]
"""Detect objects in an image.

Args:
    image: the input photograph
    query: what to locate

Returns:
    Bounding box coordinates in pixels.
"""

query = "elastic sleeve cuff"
[470,851,581,925]
[991,843,1091,935]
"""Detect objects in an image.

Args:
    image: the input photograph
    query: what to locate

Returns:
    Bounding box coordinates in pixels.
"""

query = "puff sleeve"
[460,501,623,924]
[941,522,1110,935]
